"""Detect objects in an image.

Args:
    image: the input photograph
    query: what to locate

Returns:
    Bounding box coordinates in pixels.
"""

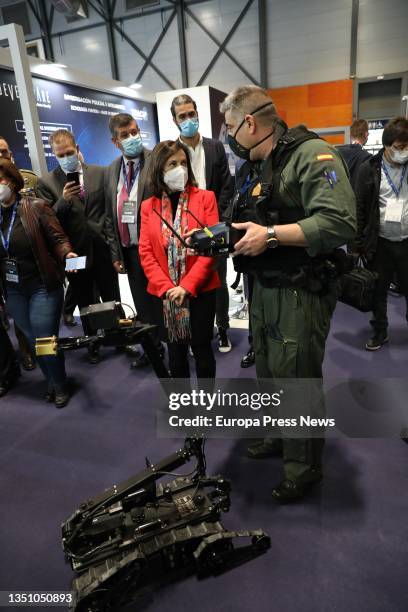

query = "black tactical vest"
[231,125,321,277]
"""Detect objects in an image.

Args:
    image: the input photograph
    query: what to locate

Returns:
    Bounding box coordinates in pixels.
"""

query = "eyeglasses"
[0,149,11,159]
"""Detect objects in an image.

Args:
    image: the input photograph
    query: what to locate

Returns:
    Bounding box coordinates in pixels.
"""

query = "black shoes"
[130,352,149,369]
[63,313,77,327]
[365,332,389,351]
[54,389,70,409]
[217,327,232,353]
[21,352,36,371]
[123,344,141,357]
[0,363,21,397]
[44,386,70,408]
[247,440,282,459]
[241,349,255,368]
[271,473,322,504]
[87,346,101,364]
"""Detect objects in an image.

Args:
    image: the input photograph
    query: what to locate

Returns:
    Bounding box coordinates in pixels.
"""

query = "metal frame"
[196,0,256,86]
[181,1,260,86]
[349,0,359,79]
[312,126,351,145]
[26,0,55,61]
[258,0,267,88]
[0,23,47,175]
[103,0,119,79]
[353,71,408,119]
[21,0,264,90]
[176,0,188,87]
[87,0,176,88]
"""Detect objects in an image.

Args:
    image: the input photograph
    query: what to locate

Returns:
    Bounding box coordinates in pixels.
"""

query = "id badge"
[122,201,136,224]
[384,199,403,223]
[5,258,19,283]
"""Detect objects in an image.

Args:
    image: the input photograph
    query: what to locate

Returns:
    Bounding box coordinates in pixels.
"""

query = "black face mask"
[227,102,275,160]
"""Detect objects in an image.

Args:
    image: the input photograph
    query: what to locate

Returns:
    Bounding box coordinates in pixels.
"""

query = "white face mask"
[389,147,408,165]
[163,165,188,192]
[0,183,12,204]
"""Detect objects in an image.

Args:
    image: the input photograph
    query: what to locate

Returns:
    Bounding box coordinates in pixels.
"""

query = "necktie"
[117,162,135,248]
[127,160,134,194]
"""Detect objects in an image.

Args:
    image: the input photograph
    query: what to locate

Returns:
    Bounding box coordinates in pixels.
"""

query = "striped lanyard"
[0,200,18,254]
[382,160,407,199]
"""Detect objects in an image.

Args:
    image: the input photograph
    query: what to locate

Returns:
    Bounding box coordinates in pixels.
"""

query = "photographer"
[220,86,356,503]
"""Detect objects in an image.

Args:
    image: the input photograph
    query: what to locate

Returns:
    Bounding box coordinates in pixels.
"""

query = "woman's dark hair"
[0,158,24,192]
[382,116,408,147]
[148,140,197,197]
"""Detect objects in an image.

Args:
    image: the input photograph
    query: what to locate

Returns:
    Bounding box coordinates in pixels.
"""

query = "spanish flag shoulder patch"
[316,154,334,161]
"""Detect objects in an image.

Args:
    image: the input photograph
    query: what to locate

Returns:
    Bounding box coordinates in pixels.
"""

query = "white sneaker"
[218,328,232,353]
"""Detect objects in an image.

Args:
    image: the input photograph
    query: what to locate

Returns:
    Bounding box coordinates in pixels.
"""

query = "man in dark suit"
[36,129,121,363]
[104,113,163,359]
[337,118,372,191]
[170,94,234,352]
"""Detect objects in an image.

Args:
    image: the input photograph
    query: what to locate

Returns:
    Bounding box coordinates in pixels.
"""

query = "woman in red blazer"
[139,140,220,379]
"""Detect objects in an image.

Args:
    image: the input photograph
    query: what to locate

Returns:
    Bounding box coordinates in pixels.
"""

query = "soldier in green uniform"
[220,86,356,502]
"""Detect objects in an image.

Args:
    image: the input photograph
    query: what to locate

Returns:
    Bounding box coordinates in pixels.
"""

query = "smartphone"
[65,256,87,271]
[66,171,80,186]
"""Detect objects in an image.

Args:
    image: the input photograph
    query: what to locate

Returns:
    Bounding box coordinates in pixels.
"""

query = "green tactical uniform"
[247,136,356,483]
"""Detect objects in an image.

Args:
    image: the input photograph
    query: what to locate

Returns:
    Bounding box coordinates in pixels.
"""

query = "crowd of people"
[1,86,408,499]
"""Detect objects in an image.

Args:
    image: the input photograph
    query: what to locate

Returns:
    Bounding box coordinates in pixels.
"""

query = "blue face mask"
[179,118,199,138]
[121,134,143,158]
[58,153,79,173]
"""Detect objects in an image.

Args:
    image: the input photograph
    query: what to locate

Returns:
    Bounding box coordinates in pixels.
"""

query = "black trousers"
[369,237,408,332]
[68,240,120,335]
[165,290,216,379]
[244,273,254,348]
[215,257,230,330]
[63,283,76,316]
[122,246,162,346]
[0,322,17,383]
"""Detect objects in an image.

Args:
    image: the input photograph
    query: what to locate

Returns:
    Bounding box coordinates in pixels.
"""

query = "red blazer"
[139,187,221,298]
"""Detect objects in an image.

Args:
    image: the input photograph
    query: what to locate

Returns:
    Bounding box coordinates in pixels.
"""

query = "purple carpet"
[1,296,408,611]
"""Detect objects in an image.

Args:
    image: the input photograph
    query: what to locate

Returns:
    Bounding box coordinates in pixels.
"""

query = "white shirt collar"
[179,134,203,150]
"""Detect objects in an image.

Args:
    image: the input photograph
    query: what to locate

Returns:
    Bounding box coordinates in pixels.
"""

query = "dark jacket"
[202,137,234,220]
[104,147,153,264]
[36,163,115,263]
[337,144,372,191]
[354,150,386,259]
[1,196,72,291]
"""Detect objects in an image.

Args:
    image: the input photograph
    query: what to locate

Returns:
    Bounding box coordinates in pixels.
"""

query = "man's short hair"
[170,94,197,119]
[148,140,197,198]
[219,85,279,128]
[109,113,136,136]
[48,129,76,148]
[350,119,368,141]
[382,116,408,147]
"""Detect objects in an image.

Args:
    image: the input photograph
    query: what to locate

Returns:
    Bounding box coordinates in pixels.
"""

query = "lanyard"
[0,201,18,254]
[382,161,407,199]
[121,159,141,197]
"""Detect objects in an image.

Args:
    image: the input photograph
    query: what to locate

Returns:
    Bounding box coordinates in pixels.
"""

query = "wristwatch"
[266,225,279,249]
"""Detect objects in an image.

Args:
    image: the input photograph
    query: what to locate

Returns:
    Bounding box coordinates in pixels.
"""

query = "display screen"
[0,68,158,171]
